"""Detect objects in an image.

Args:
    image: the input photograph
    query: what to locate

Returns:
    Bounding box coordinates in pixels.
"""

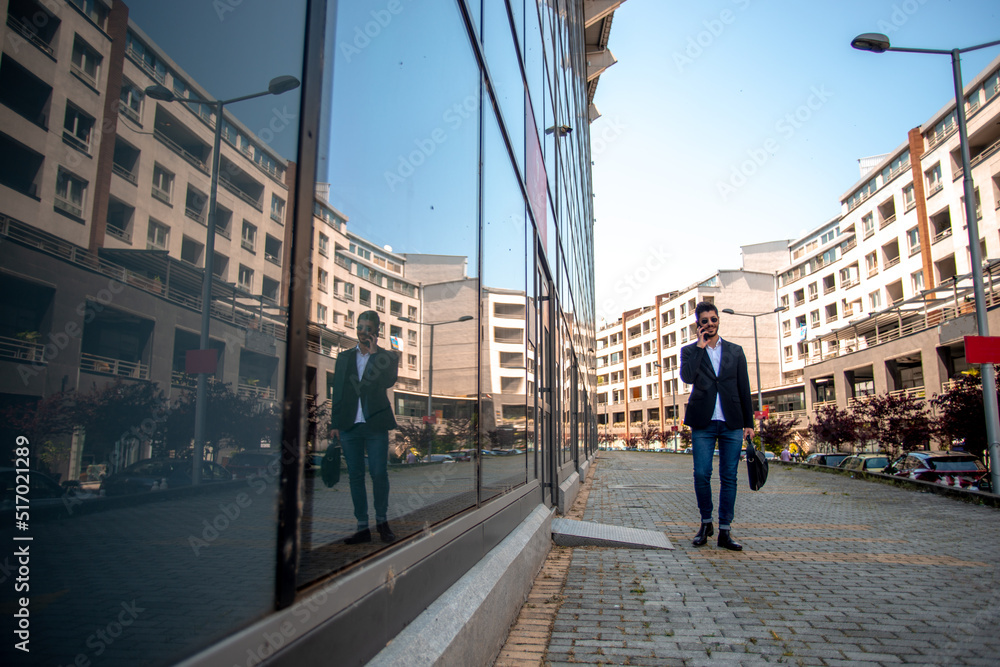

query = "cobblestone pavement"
[499,450,1000,667]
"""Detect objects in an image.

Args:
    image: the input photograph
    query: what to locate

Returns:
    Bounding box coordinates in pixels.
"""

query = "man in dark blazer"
[680,302,754,551]
[330,310,399,544]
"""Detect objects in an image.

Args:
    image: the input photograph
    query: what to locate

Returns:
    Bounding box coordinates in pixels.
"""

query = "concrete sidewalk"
[496,450,1000,666]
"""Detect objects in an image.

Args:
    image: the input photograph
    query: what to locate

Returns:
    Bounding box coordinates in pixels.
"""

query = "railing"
[941,379,958,393]
[125,44,166,83]
[794,298,805,307]
[889,386,925,400]
[154,129,209,174]
[118,101,141,125]
[842,278,859,290]
[884,256,901,269]
[238,382,277,400]
[867,266,879,278]
[953,136,1000,180]
[185,206,206,224]
[0,213,288,342]
[54,197,83,218]
[824,284,836,295]
[909,244,921,257]
[171,370,197,389]
[219,177,262,210]
[112,163,138,185]
[70,63,98,88]
[265,252,281,266]
[81,352,149,380]
[63,131,90,154]
[841,238,857,253]
[879,214,896,229]
[271,210,283,224]
[813,400,836,410]
[933,227,952,244]
[864,226,875,240]
[6,16,55,56]
[926,182,943,197]
[0,335,45,364]
[151,186,171,205]
[106,226,131,243]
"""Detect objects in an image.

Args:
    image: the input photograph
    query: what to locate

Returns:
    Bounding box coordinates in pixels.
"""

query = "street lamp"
[400,315,473,458]
[850,32,1000,493]
[145,76,300,483]
[722,307,786,422]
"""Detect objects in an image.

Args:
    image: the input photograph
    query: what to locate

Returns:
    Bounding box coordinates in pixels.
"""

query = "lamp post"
[145,76,299,483]
[400,315,473,458]
[723,307,787,424]
[850,32,1000,493]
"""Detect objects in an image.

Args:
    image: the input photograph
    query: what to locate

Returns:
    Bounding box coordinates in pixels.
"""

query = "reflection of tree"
[307,398,330,456]
[164,382,279,456]
[394,418,476,457]
[2,392,75,474]
[72,380,169,469]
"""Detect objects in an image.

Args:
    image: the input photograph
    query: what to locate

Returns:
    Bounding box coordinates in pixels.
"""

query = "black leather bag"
[745,436,768,491]
[321,441,342,488]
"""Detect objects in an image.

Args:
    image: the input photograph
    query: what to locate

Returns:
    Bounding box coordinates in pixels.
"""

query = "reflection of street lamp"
[146,76,300,484]
[850,32,1000,493]
[400,315,473,456]
[723,307,786,424]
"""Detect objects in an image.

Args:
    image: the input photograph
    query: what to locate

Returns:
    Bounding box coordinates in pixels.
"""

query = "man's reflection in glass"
[329,311,399,544]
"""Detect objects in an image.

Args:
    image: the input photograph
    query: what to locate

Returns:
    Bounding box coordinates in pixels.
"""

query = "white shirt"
[354,346,370,424]
[705,338,725,422]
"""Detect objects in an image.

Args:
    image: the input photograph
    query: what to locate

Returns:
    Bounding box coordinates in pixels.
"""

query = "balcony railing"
[118,100,141,125]
[106,226,131,243]
[153,129,209,174]
[884,256,901,270]
[81,352,150,380]
[238,382,277,400]
[6,16,54,56]
[879,214,896,229]
[185,206,206,224]
[112,163,138,185]
[933,227,952,244]
[219,176,262,210]
[888,386,925,400]
[0,335,46,364]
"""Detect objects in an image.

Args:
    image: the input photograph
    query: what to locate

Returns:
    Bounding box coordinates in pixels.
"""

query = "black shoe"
[344,528,371,545]
[692,522,714,547]
[717,529,743,551]
[376,521,396,543]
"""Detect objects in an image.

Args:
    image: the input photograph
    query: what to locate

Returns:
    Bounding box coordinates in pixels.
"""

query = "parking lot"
[499,450,1000,666]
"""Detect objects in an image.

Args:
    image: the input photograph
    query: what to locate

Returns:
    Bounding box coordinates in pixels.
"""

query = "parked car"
[0,467,90,510]
[225,449,281,479]
[100,458,233,496]
[839,454,890,473]
[421,454,455,464]
[804,453,851,467]
[888,452,989,489]
[446,450,473,462]
[764,451,776,461]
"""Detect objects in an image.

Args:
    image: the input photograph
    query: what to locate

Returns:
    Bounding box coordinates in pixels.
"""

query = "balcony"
[884,256,901,270]
[81,352,149,380]
[933,228,952,244]
[220,175,262,210]
[237,381,277,400]
[112,163,138,185]
[0,334,45,364]
[106,225,131,243]
[153,129,209,174]
[6,15,55,58]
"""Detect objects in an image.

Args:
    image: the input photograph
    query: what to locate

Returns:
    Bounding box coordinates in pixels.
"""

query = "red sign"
[185,349,218,375]
[422,415,437,425]
[965,336,1000,364]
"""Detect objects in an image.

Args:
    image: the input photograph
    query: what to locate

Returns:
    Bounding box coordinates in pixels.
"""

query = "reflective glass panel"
[0,0,305,663]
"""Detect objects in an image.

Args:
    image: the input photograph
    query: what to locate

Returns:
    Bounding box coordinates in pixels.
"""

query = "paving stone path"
[497,450,1000,666]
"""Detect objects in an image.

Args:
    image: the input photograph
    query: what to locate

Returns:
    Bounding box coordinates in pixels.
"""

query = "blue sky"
[592,0,1000,323]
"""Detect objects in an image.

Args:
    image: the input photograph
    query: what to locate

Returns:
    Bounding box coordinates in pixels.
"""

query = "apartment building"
[597,244,783,443]
[777,53,1000,417]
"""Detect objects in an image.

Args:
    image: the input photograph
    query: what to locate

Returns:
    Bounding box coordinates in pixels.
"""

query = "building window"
[242,221,257,252]
[271,194,285,223]
[63,104,94,153]
[317,268,328,292]
[71,35,101,87]
[54,168,87,218]
[147,219,169,250]
[862,213,874,238]
[151,164,173,204]
[318,232,329,256]
[359,288,371,306]
[262,276,279,302]
[808,283,818,301]
[912,270,924,293]
[902,183,915,211]
[869,290,882,310]
[408,305,417,320]
[907,227,920,255]
[180,236,204,267]
[810,310,820,328]
[316,303,327,324]
[865,251,878,277]
[238,265,253,291]
[343,283,355,301]
[376,294,385,312]
[119,79,143,123]
[264,234,282,265]
[925,162,942,196]
[390,300,402,316]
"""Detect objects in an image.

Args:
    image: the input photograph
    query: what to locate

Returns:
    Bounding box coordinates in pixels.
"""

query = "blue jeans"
[692,421,743,529]
[340,422,390,529]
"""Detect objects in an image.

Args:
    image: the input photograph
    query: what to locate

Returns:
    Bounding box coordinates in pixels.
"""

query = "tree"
[637,421,661,451]
[809,404,858,453]
[757,415,800,455]
[163,382,279,457]
[852,392,932,459]
[72,379,170,469]
[2,392,75,473]
[931,370,998,462]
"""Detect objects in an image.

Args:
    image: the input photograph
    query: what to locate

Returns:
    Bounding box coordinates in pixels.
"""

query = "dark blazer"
[330,346,399,431]
[679,339,754,431]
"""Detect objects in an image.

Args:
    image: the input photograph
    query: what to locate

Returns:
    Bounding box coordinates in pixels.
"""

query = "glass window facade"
[0,1,597,665]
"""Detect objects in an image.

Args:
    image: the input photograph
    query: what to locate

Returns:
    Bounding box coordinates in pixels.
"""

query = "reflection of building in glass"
[483,288,533,431]
[0,4,292,477]
[597,244,783,444]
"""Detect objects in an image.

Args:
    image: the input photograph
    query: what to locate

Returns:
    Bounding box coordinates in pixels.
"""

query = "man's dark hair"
[694,302,718,321]
[358,310,380,328]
